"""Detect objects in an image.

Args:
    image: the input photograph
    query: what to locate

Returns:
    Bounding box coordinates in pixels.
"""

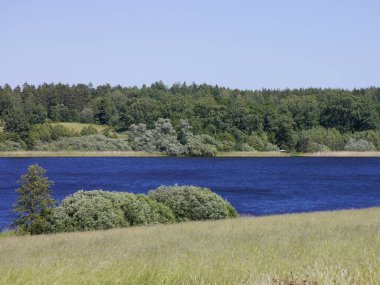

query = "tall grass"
[1,208,379,284]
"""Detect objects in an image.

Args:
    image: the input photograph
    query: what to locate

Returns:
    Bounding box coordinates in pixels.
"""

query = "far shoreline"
[2,151,380,157]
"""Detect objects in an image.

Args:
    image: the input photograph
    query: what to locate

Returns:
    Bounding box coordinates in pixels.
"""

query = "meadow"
[1,207,379,285]
[52,122,109,133]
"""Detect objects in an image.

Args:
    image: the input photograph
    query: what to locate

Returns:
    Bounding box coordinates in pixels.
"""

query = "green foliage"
[246,132,279,151]
[128,118,219,156]
[319,92,380,132]
[80,125,98,136]
[49,190,175,233]
[0,132,26,150]
[3,109,30,139]
[281,95,320,130]
[185,135,218,156]
[128,123,156,152]
[13,164,55,235]
[28,123,77,146]
[51,104,71,122]
[294,127,347,152]
[179,120,218,156]
[92,97,118,125]
[128,118,185,155]
[2,83,380,154]
[34,135,131,151]
[79,107,94,123]
[344,138,376,152]
[214,133,236,151]
[349,130,380,150]
[151,118,185,155]
[0,140,24,151]
[102,127,118,138]
[148,185,238,222]
[126,195,176,226]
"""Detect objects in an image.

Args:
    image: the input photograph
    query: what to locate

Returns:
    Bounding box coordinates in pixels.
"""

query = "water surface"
[1,157,380,230]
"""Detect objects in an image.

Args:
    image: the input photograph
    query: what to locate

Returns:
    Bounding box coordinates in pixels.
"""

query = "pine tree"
[13,164,55,234]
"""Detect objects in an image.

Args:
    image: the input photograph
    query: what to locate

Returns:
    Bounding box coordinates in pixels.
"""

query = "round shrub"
[49,190,130,232]
[148,185,238,222]
[125,195,176,226]
[80,125,98,136]
[49,190,175,233]
[185,135,218,156]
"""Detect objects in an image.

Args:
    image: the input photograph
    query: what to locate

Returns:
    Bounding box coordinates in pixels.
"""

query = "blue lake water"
[1,157,380,230]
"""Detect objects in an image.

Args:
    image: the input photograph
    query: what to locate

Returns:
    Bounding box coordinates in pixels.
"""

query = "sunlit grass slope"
[1,208,380,285]
[53,122,109,133]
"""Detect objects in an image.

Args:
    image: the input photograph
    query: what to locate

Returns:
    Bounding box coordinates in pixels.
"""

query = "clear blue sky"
[1,0,379,89]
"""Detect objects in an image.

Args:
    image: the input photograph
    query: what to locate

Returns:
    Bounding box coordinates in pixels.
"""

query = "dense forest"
[1,82,380,155]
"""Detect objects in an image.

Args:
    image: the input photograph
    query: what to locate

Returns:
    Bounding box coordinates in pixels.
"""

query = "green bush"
[0,140,24,151]
[246,133,279,151]
[128,119,186,155]
[49,190,175,233]
[34,135,131,151]
[344,138,376,151]
[350,131,380,150]
[28,123,77,146]
[239,143,255,152]
[80,125,98,136]
[148,185,238,222]
[185,135,218,156]
[126,195,176,226]
[294,127,347,152]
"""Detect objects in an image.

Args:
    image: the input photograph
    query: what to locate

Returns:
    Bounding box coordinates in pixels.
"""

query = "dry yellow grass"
[1,208,379,285]
[216,151,290,157]
[0,151,164,157]
[303,151,380,157]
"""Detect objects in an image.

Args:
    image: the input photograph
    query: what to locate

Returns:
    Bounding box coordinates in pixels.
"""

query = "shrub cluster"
[290,127,380,152]
[28,123,77,146]
[46,186,238,233]
[34,135,131,151]
[49,190,175,233]
[80,125,98,136]
[148,185,238,221]
[0,140,24,151]
[128,118,221,156]
[293,127,346,152]
[246,132,279,152]
[344,138,376,151]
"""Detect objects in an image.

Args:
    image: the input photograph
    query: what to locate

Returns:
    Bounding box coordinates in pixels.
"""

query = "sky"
[1,0,379,90]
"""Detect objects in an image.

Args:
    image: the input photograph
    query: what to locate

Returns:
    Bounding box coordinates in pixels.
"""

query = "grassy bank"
[1,208,379,284]
[0,151,165,157]
[303,151,380,157]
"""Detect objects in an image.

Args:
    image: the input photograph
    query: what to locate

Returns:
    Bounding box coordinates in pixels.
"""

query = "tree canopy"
[1,82,380,153]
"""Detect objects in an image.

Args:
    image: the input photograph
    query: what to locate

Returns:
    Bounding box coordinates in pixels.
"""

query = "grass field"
[1,208,379,285]
[53,122,110,133]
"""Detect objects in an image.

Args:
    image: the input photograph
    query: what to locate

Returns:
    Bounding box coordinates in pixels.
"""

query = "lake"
[1,157,380,230]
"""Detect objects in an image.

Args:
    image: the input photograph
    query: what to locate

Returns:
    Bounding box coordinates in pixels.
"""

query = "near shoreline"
[1,151,380,157]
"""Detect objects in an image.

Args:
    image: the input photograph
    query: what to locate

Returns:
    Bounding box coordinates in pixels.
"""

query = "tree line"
[1,82,380,153]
